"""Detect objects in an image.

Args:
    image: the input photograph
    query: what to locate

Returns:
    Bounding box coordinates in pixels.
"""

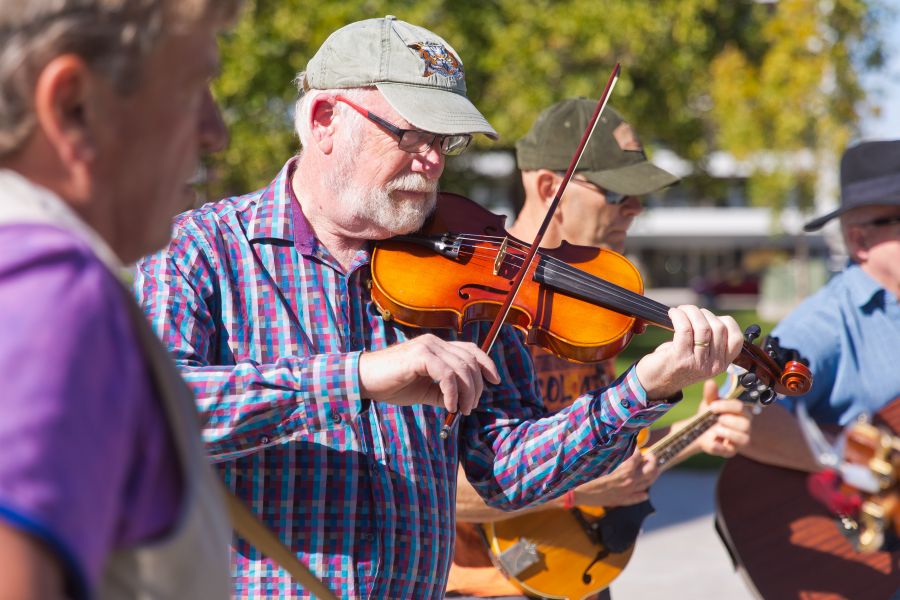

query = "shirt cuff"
[298,351,366,432]
[591,366,679,444]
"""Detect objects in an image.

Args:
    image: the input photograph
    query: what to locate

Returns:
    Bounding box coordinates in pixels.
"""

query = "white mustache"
[386,174,437,194]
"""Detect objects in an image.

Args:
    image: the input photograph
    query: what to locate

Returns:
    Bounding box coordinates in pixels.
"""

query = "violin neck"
[533,256,673,329]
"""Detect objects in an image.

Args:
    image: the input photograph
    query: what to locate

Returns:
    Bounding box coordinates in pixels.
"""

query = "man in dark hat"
[447,98,753,599]
[739,140,900,470]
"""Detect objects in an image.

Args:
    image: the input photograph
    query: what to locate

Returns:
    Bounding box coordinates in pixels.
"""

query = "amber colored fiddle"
[370,192,812,406]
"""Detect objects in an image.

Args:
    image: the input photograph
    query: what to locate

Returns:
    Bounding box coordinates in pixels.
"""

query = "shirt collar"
[247,157,310,247]
[844,261,886,310]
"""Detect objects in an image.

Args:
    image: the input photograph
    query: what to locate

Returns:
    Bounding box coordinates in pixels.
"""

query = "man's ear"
[534,169,560,207]
[845,224,870,263]
[32,54,95,169]
[308,96,338,155]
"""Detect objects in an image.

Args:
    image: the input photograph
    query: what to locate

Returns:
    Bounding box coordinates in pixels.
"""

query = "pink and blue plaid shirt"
[134,159,677,599]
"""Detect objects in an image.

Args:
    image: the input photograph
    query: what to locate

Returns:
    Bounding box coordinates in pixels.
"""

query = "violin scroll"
[732,330,812,404]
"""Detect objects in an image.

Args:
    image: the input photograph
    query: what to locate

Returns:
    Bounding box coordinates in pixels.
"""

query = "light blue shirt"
[773,262,900,425]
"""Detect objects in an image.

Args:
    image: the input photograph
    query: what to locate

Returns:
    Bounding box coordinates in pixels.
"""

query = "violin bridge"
[493,237,509,276]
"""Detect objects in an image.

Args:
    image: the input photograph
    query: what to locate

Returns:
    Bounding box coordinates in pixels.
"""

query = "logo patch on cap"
[613,122,645,154]
[408,43,463,81]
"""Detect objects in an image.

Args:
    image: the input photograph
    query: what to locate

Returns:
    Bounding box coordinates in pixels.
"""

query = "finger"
[455,341,501,385]
[700,307,727,365]
[707,438,737,458]
[421,349,466,413]
[668,306,693,354]
[721,315,744,363]
[439,342,484,415]
[624,491,650,505]
[701,379,718,407]
[679,304,712,353]
[708,398,745,415]
[715,413,752,435]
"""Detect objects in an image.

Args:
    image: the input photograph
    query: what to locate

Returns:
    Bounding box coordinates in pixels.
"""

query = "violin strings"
[430,235,673,327]
[444,240,672,323]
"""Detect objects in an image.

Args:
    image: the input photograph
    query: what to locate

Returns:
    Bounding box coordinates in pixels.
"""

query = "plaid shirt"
[134,159,676,599]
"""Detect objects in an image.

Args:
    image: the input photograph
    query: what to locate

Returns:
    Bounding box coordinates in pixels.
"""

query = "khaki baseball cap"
[516,98,679,195]
[303,15,498,140]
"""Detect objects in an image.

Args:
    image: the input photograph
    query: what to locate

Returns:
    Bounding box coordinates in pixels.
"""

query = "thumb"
[701,378,718,408]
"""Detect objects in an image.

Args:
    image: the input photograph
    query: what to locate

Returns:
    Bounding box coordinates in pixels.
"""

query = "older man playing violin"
[135,16,743,599]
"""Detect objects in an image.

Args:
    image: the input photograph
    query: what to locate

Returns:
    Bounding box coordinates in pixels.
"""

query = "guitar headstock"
[727,326,812,405]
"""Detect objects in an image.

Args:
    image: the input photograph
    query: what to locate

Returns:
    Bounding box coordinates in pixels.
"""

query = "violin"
[370,191,813,404]
[372,64,809,438]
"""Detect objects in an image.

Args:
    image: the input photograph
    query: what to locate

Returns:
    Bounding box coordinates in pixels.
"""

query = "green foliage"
[210,0,889,203]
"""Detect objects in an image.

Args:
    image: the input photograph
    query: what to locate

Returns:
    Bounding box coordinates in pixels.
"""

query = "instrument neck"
[533,254,673,328]
[646,412,720,473]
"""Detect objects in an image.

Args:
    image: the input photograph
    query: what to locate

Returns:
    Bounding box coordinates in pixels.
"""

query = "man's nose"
[411,142,445,180]
[198,88,228,154]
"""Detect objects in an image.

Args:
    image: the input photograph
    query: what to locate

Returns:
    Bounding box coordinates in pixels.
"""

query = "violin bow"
[440,63,622,440]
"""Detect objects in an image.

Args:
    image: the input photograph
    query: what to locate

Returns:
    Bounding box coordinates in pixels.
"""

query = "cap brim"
[581,161,680,196]
[803,207,845,232]
[377,82,499,140]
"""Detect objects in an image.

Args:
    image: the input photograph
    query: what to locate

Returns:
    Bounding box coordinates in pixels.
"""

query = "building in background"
[448,148,835,320]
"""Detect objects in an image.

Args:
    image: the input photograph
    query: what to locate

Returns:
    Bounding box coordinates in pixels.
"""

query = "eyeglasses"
[557,173,628,204]
[859,214,900,228]
[334,96,472,156]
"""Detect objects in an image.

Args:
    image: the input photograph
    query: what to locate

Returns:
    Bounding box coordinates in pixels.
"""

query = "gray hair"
[292,73,367,152]
[0,0,241,158]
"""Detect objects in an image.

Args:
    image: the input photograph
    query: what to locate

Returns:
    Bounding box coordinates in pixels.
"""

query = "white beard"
[327,144,438,235]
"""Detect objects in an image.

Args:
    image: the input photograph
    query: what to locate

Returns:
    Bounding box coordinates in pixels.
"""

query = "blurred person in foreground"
[135,16,744,598]
[447,99,753,599]
[0,1,240,598]
[739,140,900,470]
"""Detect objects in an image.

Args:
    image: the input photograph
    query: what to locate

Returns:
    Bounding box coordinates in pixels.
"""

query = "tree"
[209,0,889,211]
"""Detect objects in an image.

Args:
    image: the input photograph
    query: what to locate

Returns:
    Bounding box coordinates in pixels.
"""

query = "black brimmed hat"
[804,140,900,232]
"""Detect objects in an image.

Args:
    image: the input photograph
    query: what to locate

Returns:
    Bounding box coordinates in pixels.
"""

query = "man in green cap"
[448,99,753,600]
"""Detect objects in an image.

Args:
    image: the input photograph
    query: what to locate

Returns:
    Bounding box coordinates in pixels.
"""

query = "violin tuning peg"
[743,324,761,344]
[739,372,758,390]
[759,388,776,405]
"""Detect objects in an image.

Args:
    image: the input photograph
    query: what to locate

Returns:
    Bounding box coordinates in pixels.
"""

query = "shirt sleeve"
[458,326,677,511]
[0,229,153,598]
[770,299,840,420]
[134,219,365,461]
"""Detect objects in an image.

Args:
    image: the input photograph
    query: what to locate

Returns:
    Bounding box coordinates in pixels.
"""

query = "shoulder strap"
[220,481,338,600]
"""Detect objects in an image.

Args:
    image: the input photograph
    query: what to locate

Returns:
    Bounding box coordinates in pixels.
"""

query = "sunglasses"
[557,173,628,204]
[334,96,472,156]
[859,214,900,228]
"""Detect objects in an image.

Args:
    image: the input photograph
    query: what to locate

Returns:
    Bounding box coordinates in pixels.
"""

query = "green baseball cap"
[516,98,679,195]
[303,15,498,140]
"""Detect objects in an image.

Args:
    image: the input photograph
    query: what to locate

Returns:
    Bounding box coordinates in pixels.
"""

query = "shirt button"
[620,399,632,409]
[330,410,343,425]
[259,435,270,445]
